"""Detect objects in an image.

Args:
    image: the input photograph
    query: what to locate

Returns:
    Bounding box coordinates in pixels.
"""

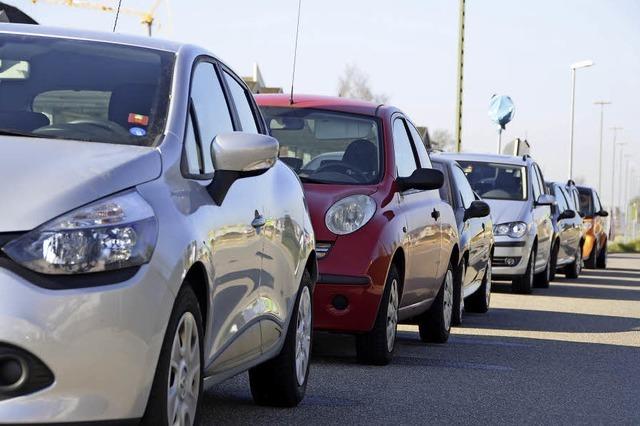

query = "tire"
[564,245,582,279]
[250,270,313,407]
[466,256,492,313]
[585,244,598,269]
[419,262,454,343]
[356,266,400,366]
[534,247,551,289]
[451,261,465,326]
[548,240,559,282]
[597,244,608,269]
[141,285,204,426]
[512,248,535,294]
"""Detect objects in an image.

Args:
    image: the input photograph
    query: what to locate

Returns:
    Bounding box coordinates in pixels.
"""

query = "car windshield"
[260,107,382,184]
[578,188,594,216]
[0,33,174,146]
[458,160,528,201]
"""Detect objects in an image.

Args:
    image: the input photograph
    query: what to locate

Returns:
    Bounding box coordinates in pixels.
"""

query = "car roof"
[0,23,184,53]
[439,151,531,166]
[430,154,457,167]
[256,94,383,116]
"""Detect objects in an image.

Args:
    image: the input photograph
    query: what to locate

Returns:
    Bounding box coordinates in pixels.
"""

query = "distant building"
[242,63,283,94]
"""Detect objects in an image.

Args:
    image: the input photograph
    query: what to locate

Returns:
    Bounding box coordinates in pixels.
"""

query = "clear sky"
[12,0,640,208]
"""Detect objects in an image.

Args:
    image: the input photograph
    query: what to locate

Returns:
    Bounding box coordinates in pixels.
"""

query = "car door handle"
[252,214,266,229]
[431,208,440,221]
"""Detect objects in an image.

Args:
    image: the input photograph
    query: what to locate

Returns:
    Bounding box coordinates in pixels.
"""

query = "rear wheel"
[419,263,454,343]
[249,270,313,407]
[564,246,582,279]
[356,266,399,366]
[512,248,535,294]
[141,286,203,426]
[466,257,492,313]
[451,261,465,326]
[597,243,608,269]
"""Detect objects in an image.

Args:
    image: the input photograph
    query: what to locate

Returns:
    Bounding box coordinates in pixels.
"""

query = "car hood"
[485,199,529,225]
[0,137,162,232]
[303,183,378,241]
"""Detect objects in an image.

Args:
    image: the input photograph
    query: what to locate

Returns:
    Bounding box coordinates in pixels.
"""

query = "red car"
[257,94,459,365]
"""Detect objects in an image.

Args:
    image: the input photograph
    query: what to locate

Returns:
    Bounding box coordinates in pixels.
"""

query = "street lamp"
[609,128,623,209]
[594,101,611,193]
[568,60,594,180]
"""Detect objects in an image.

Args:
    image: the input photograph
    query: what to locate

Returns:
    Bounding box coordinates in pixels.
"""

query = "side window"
[432,162,451,204]
[535,164,548,193]
[452,166,476,209]
[571,189,580,211]
[531,166,541,200]
[407,122,432,168]
[594,192,602,212]
[223,71,259,134]
[187,62,234,175]
[555,186,569,212]
[392,118,418,178]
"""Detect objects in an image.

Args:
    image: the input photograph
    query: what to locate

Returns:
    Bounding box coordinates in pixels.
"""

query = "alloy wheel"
[386,279,399,352]
[168,312,200,426]
[485,258,492,306]
[295,286,312,386]
[529,252,535,288]
[443,270,454,331]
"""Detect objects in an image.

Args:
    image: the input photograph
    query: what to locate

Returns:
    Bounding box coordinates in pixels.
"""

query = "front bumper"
[0,263,174,424]
[492,237,533,278]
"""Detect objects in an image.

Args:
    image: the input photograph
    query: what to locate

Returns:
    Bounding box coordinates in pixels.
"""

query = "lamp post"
[568,60,594,180]
[609,127,623,208]
[621,155,632,239]
[594,101,611,193]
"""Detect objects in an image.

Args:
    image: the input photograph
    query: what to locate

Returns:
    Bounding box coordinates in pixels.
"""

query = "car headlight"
[325,194,376,235]
[2,191,157,275]
[494,221,528,238]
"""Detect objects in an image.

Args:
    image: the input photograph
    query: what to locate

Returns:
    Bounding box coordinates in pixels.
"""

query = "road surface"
[201,253,640,425]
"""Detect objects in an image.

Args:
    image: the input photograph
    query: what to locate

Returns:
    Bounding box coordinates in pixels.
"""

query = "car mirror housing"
[464,200,491,221]
[207,132,279,205]
[535,194,555,206]
[596,209,609,217]
[396,168,444,192]
[559,209,577,220]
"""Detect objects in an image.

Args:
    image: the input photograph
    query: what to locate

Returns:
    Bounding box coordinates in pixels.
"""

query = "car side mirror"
[558,209,577,220]
[596,209,609,217]
[464,200,491,221]
[535,194,555,206]
[207,132,279,205]
[396,168,444,192]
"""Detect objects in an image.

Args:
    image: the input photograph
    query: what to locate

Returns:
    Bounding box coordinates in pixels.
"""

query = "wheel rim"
[576,249,582,275]
[458,264,465,320]
[443,270,453,331]
[168,312,200,426]
[529,252,535,287]
[295,286,312,386]
[386,279,399,353]
[485,258,492,305]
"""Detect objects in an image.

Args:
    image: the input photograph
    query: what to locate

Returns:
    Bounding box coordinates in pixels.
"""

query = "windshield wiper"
[0,128,44,138]
[298,175,330,184]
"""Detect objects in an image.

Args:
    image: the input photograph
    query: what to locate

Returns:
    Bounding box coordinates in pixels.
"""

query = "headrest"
[342,139,378,173]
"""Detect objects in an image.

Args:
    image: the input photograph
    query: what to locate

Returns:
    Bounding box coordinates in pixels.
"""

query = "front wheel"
[451,261,465,326]
[585,244,598,269]
[512,248,535,294]
[597,244,608,269]
[534,248,551,289]
[548,240,559,282]
[564,246,582,279]
[249,270,313,407]
[141,286,204,426]
[466,257,492,313]
[419,263,454,343]
[356,266,400,366]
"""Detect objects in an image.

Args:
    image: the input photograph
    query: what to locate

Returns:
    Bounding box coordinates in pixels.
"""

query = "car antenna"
[289,0,303,105]
[112,0,123,32]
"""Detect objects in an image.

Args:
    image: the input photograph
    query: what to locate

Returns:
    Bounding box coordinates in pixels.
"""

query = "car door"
[558,185,582,262]
[452,164,487,287]
[393,117,441,307]
[553,184,573,263]
[220,68,302,353]
[183,60,265,372]
[531,164,553,269]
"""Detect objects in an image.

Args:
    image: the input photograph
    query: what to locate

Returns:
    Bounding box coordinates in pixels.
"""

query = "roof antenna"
[112,0,123,32]
[289,0,302,105]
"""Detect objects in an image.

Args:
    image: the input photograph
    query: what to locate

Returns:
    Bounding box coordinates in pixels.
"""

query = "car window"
[531,165,543,200]
[555,185,569,212]
[392,118,418,178]
[187,61,234,175]
[535,164,548,194]
[407,122,432,168]
[223,71,259,134]
[432,162,452,204]
[261,107,382,184]
[458,161,527,201]
[452,165,476,209]
[578,188,594,216]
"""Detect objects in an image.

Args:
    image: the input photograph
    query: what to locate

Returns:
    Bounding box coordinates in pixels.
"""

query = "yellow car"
[577,185,610,268]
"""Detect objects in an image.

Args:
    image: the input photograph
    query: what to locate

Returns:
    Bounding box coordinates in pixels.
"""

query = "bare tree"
[337,64,388,104]
[429,129,454,152]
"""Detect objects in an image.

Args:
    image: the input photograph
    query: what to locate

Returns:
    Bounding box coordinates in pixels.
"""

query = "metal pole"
[594,101,611,193]
[497,128,502,154]
[568,68,576,179]
[454,0,466,152]
[618,148,626,209]
[610,127,623,209]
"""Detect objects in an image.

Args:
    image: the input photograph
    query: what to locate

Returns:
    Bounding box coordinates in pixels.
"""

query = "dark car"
[577,185,610,268]
[432,155,494,325]
[545,181,584,280]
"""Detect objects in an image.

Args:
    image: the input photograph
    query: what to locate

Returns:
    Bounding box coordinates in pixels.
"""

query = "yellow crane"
[29,0,166,36]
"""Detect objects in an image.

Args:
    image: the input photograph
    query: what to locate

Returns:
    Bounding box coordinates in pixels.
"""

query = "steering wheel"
[314,163,369,182]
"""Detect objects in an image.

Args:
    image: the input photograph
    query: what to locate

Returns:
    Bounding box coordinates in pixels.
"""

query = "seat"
[342,139,378,174]
[0,111,50,131]
[496,172,522,198]
[108,84,156,129]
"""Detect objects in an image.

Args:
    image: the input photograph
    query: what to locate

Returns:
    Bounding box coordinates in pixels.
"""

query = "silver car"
[0,25,316,425]
[442,153,555,293]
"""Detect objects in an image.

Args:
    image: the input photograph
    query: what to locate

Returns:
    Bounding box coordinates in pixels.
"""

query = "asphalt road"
[201,254,640,425]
